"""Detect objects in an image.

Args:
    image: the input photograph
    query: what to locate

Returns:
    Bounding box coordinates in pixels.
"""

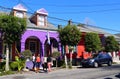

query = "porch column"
[41,44,44,57]
[59,42,61,52]
[21,41,25,52]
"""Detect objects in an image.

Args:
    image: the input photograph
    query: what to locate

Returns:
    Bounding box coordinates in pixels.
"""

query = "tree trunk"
[63,45,68,68]
[64,54,68,68]
[70,51,72,67]
[5,44,9,71]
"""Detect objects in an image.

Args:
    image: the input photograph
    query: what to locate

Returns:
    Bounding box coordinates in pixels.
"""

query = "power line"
[19,0,35,13]
[14,2,120,8]
[0,5,120,33]
[10,0,120,14]
[50,8,120,14]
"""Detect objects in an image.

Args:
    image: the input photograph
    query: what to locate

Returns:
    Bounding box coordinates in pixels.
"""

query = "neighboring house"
[65,24,105,59]
[76,24,120,59]
[114,33,120,44]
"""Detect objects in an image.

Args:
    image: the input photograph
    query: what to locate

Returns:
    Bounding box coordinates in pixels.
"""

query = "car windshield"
[92,53,99,58]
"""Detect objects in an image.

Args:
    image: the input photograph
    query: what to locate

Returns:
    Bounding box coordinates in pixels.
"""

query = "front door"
[29,41,37,54]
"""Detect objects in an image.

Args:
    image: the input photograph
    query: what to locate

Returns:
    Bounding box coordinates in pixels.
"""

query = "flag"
[47,31,50,44]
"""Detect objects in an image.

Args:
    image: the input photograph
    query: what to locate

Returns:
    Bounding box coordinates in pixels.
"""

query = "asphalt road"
[0,64,120,79]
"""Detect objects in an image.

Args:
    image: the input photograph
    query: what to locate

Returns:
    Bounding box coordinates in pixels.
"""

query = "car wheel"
[108,61,112,66]
[94,62,98,68]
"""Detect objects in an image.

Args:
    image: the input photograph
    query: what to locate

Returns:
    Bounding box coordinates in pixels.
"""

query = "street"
[0,64,120,79]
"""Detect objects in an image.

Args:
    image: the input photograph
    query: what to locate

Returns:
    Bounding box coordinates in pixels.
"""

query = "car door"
[97,54,106,64]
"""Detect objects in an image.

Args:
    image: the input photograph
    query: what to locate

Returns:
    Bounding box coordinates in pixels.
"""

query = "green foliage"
[52,51,61,68]
[0,14,27,71]
[58,25,81,46]
[105,36,119,52]
[21,50,32,59]
[85,32,102,52]
[52,51,60,58]
[10,62,18,71]
[0,70,15,76]
[0,62,5,70]
[68,61,72,69]
[57,59,65,67]
[0,14,27,44]
[60,59,66,68]
[10,56,25,71]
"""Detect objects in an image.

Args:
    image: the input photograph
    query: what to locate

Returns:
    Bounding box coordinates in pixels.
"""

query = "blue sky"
[0,0,120,34]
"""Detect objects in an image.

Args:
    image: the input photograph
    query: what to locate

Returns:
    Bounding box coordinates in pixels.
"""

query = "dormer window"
[38,15,45,26]
[12,4,27,18]
[29,8,48,27]
[16,11,24,18]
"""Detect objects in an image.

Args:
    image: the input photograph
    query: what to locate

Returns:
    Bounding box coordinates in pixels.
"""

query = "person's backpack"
[47,56,51,62]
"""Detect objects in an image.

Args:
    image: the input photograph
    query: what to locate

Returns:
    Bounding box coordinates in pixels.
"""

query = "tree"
[0,14,27,71]
[58,25,81,46]
[58,24,81,68]
[84,32,102,52]
[105,36,119,52]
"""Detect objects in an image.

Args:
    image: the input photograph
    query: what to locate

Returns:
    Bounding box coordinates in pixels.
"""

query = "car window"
[102,54,107,58]
[104,53,111,58]
[97,54,103,58]
[97,53,111,59]
[97,53,106,58]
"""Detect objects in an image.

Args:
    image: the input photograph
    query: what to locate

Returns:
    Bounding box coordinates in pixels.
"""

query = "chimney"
[68,19,72,25]
[58,25,62,29]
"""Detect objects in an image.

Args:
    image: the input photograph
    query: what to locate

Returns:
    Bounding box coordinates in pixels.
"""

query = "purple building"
[0,4,61,62]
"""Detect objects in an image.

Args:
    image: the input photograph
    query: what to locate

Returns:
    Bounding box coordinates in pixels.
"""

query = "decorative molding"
[13,4,27,11]
[36,8,48,15]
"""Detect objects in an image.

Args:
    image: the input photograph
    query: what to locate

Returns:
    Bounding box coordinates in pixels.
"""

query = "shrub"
[21,50,32,59]
[68,61,72,69]
[52,51,61,68]
[58,59,66,68]
[0,70,15,76]
[0,62,5,70]
[57,59,65,67]
[10,62,18,71]
[10,56,25,71]
[52,51,60,58]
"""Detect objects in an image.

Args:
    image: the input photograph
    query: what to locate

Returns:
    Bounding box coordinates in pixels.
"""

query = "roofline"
[27,26,58,31]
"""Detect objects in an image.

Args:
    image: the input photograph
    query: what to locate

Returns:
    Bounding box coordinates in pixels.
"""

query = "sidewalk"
[113,56,120,64]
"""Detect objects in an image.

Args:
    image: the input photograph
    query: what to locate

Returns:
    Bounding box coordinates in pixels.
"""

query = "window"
[16,11,24,18]
[38,15,44,26]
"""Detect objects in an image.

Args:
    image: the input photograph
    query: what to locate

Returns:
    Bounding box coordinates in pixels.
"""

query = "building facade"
[0,4,61,61]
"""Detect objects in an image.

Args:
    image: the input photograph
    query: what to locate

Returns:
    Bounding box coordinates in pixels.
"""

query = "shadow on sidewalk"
[115,73,120,78]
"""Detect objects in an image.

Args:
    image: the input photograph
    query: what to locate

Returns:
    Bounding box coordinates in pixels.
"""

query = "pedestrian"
[47,55,52,72]
[35,54,41,73]
[42,57,47,72]
[32,53,36,71]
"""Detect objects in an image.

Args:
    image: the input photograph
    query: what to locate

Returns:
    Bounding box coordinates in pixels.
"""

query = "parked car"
[81,53,112,68]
